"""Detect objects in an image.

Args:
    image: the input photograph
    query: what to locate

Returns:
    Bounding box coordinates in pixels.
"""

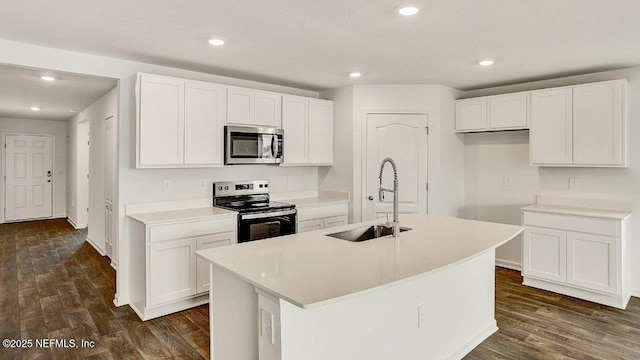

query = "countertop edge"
[521,204,632,220]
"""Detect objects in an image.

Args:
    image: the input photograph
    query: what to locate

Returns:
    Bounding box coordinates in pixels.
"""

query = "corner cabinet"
[530,79,627,167]
[136,73,226,168]
[281,96,333,166]
[128,214,237,320]
[455,92,528,132]
[521,209,630,309]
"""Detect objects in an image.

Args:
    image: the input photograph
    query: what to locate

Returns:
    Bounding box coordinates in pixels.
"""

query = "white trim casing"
[86,235,105,256]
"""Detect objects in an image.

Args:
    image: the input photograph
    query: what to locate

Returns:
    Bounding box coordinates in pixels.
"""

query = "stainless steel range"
[213,180,296,243]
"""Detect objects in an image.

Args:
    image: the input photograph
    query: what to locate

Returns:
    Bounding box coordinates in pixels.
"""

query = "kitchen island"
[196,214,523,360]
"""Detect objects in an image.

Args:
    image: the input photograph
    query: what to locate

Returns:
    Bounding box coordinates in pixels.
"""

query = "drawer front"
[523,211,618,237]
[297,203,348,221]
[149,216,236,243]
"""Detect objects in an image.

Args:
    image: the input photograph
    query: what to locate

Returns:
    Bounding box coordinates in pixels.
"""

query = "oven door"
[238,209,297,243]
[225,126,283,164]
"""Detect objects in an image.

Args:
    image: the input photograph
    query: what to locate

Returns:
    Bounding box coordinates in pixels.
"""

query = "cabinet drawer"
[523,211,618,237]
[297,203,348,221]
[149,216,236,243]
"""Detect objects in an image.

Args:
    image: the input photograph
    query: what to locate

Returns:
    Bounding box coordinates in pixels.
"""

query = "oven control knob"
[218,186,223,191]
[265,184,269,188]
[224,186,229,190]
[259,184,263,188]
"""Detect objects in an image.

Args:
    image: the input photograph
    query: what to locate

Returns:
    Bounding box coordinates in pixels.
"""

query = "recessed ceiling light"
[397,6,419,16]
[30,106,40,111]
[208,38,225,46]
[349,72,362,78]
[41,76,56,81]
[479,60,494,66]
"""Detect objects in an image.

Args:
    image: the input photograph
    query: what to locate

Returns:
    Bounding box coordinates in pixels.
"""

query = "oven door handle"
[241,209,297,220]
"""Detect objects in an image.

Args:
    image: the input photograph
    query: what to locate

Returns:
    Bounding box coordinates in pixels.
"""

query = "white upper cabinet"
[572,81,625,166]
[136,73,226,168]
[255,91,282,127]
[184,80,226,166]
[530,88,573,165]
[308,99,333,165]
[455,93,528,132]
[227,87,282,127]
[227,87,254,124]
[282,95,308,164]
[455,98,487,131]
[530,79,627,167]
[489,93,528,130]
[282,96,333,166]
[138,74,185,166]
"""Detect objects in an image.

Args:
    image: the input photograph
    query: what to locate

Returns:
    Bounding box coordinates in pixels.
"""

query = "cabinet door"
[184,81,226,165]
[297,219,323,233]
[149,238,196,306]
[282,95,308,164]
[255,91,282,127]
[227,87,255,125]
[567,232,618,294]
[573,81,624,166]
[323,215,348,229]
[488,93,528,130]
[196,232,234,294]
[308,99,333,165]
[138,75,184,165]
[523,226,567,283]
[530,88,573,165]
[455,98,487,131]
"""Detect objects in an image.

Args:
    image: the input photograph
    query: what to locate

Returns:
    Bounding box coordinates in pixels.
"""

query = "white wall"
[67,116,89,228]
[0,38,319,306]
[461,66,640,294]
[0,117,67,221]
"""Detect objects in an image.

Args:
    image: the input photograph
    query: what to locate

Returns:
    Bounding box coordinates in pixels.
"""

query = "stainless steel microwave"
[224,126,283,164]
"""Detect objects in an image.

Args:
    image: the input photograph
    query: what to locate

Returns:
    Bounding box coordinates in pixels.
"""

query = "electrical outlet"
[503,176,512,186]
[569,178,579,191]
[163,180,171,192]
[260,309,274,344]
[417,303,426,328]
[287,175,294,186]
[200,179,207,190]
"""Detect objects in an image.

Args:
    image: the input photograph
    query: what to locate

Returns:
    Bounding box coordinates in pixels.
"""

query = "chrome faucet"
[378,157,400,237]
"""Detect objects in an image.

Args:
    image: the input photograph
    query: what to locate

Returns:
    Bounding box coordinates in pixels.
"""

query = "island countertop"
[196,214,522,309]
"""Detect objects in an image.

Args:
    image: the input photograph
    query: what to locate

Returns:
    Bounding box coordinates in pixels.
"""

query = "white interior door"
[365,114,428,220]
[5,134,53,221]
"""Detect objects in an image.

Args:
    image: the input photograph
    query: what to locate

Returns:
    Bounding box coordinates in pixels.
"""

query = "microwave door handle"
[271,136,276,158]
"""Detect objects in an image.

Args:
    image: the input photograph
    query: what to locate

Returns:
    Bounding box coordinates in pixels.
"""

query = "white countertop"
[521,204,631,220]
[127,206,237,225]
[197,214,522,309]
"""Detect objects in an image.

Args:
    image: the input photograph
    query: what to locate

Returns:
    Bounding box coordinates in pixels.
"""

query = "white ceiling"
[0,64,117,121]
[0,1,639,91]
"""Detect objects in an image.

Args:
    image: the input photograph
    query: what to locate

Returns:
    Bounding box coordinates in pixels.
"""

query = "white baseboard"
[113,293,129,307]
[85,235,105,256]
[67,217,87,229]
[631,288,640,298]
[495,258,521,271]
[110,260,117,271]
[444,321,498,360]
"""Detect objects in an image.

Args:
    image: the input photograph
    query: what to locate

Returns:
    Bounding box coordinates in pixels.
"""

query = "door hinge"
[425,127,429,135]
[87,141,90,146]
[426,183,429,191]
[87,208,89,212]
[87,174,89,179]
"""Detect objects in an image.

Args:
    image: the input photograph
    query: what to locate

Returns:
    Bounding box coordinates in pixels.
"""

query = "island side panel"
[210,265,259,360]
[279,250,497,360]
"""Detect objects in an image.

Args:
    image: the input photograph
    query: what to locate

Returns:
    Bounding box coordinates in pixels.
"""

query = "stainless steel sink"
[326,225,412,242]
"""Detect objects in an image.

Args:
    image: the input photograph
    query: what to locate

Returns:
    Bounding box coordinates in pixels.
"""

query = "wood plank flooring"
[1,219,639,359]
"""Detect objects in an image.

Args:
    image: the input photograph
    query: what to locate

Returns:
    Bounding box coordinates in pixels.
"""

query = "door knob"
[368,195,374,200]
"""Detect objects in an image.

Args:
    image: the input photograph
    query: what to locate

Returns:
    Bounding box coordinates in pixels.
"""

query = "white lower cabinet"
[196,232,233,293]
[297,203,348,233]
[522,209,628,309]
[129,214,237,320]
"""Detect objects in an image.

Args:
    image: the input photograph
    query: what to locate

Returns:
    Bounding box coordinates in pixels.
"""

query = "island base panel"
[210,250,499,360]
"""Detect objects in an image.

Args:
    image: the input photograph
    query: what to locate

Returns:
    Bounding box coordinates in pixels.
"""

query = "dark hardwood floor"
[1,219,639,359]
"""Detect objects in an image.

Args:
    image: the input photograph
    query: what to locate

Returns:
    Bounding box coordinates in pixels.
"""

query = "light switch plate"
[569,178,579,190]
[261,309,274,344]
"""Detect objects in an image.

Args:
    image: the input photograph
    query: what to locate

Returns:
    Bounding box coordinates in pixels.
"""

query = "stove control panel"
[214,180,270,197]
